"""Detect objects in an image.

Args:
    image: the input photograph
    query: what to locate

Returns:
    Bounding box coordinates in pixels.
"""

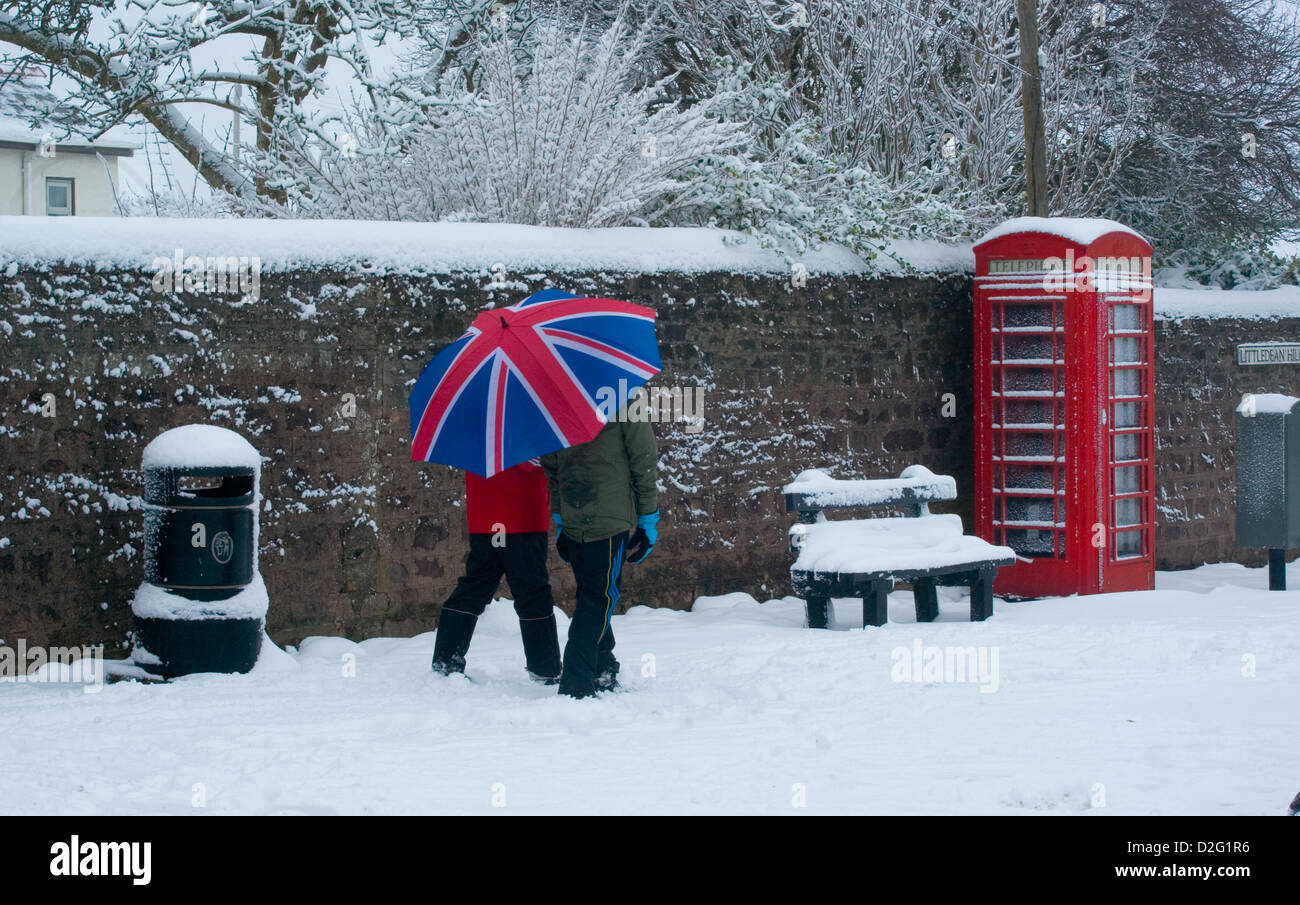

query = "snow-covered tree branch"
[0,0,422,201]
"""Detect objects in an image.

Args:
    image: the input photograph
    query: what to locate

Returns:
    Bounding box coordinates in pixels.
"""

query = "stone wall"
[1153,317,1300,569]
[1,263,1295,650]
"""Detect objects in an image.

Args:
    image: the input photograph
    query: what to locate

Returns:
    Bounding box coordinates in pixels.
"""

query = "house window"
[46,177,74,216]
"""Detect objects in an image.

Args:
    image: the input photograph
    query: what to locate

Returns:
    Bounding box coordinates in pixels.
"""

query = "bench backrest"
[782,465,957,523]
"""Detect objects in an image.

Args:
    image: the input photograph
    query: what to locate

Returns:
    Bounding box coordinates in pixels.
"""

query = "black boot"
[594,616,620,692]
[595,654,620,692]
[431,608,479,675]
[519,612,562,684]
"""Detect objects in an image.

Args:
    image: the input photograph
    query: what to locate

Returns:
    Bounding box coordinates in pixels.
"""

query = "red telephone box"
[973,218,1156,598]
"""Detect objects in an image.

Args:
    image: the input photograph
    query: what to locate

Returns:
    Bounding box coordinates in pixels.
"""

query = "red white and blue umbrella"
[409,289,661,477]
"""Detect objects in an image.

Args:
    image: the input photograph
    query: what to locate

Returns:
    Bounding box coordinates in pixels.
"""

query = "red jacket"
[465,461,550,534]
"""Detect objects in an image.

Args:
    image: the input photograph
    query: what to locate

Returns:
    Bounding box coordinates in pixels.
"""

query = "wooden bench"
[783,465,1016,628]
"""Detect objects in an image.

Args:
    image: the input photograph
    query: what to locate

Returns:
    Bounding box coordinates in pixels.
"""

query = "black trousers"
[558,532,628,698]
[432,532,561,679]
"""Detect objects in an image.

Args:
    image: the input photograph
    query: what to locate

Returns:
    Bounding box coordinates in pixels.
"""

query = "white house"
[0,74,138,217]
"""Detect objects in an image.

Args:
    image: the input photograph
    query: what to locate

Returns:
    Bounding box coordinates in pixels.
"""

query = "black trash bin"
[132,425,266,677]
[1234,393,1300,590]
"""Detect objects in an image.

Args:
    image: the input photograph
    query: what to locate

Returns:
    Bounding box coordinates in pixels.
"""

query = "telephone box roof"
[975,217,1150,250]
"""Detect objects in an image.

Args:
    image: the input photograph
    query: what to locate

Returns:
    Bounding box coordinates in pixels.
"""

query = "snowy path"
[3,561,1297,815]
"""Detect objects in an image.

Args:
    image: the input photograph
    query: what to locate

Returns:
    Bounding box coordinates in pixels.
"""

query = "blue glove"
[638,511,659,544]
[552,513,571,564]
[626,510,659,564]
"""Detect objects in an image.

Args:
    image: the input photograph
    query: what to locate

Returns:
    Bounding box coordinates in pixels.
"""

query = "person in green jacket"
[541,390,659,698]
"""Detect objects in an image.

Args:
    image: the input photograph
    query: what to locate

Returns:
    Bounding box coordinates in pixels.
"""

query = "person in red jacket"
[431,459,561,683]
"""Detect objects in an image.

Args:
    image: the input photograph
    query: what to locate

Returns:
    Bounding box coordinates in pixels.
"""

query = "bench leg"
[970,570,995,622]
[805,596,833,630]
[862,580,890,628]
[913,578,939,623]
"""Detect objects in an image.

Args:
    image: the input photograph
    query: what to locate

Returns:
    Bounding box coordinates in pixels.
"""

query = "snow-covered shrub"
[1163,244,1300,290]
[279,7,988,260]
[293,15,749,229]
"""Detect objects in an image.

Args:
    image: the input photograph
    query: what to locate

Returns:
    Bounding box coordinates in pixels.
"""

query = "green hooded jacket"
[540,406,659,543]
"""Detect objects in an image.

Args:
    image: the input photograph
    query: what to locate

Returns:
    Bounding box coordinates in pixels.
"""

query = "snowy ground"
[3,560,1297,816]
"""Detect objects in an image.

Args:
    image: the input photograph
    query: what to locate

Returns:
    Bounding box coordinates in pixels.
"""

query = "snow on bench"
[791,514,1009,575]
[782,466,1015,628]
[783,465,956,513]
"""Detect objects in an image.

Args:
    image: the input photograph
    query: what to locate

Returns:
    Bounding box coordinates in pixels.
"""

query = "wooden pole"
[1016,0,1049,217]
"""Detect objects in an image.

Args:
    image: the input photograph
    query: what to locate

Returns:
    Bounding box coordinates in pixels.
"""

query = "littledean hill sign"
[1237,343,1300,366]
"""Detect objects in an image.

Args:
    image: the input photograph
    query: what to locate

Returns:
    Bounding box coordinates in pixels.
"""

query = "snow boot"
[431,607,479,675]
[595,656,620,693]
[519,612,562,684]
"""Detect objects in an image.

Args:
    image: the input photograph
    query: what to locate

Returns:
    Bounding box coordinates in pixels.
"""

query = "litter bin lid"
[1236,393,1300,416]
[143,425,261,471]
[142,425,260,507]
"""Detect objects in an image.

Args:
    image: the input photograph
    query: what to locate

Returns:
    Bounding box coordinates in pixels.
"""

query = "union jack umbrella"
[409,289,661,477]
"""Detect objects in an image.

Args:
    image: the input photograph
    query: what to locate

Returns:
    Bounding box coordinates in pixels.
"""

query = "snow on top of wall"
[1237,393,1299,414]
[874,238,975,275]
[977,216,1148,247]
[0,215,975,276]
[142,424,261,470]
[1153,285,1300,320]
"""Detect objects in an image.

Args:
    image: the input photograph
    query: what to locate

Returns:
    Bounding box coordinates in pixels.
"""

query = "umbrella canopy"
[410,289,661,477]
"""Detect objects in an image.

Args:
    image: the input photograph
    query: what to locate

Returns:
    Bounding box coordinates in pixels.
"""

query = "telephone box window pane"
[1005,528,1056,557]
[1005,432,1053,458]
[1111,305,1142,331]
[1004,400,1053,426]
[1003,367,1054,393]
[1002,334,1054,361]
[1007,497,1055,523]
[1005,464,1055,490]
[1111,336,1141,363]
[1115,531,1142,559]
[1114,401,1141,428]
[1004,304,1054,329]
[1114,465,1142,494]
[1115,498,1142,528]
[1114,434,1140,462]
[1112,369,1141,397]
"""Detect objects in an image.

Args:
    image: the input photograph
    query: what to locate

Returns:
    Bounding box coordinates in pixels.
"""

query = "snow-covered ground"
[3,560,1297,816]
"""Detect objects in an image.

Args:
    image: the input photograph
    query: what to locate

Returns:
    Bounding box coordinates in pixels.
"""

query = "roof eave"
[0,139,136,156]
